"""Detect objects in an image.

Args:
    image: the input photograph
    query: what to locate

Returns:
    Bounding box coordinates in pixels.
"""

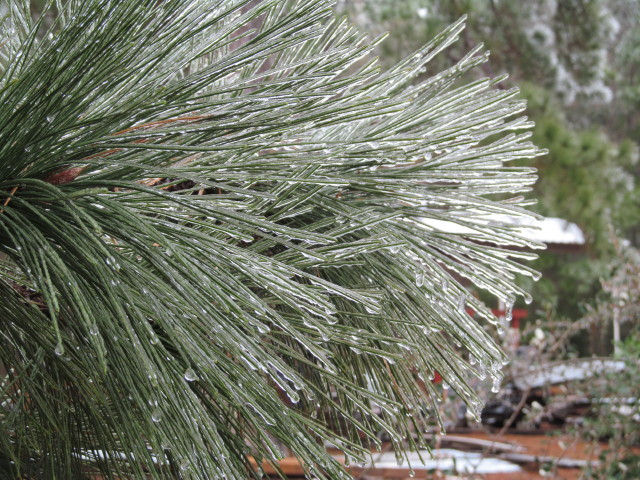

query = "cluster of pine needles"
[0,1,541,478]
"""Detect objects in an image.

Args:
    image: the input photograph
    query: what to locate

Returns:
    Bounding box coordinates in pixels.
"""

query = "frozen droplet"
[415,273,424,287]
[364,305,379,314]
[324,305,337,316]
[54,343,64,356]
[151,408,162,423]
[184,368,198,382]
[46,115,55,123]
[89,324,99,336]
[389,245,399,254]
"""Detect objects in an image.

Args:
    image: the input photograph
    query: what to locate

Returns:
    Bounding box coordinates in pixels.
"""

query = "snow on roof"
[417,215,585,246]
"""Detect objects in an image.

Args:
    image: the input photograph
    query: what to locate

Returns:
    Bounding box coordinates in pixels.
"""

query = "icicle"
[457,293,467,312]
[505,297,514,322]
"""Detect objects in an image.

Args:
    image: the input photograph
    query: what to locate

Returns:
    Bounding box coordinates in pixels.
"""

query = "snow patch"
[366,448,522,474]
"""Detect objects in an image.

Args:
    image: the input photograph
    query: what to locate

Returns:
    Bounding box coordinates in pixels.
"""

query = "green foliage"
[579,332,640,479]
[516,82,639,324]
[522,83,638,249]
[0,1,540,478]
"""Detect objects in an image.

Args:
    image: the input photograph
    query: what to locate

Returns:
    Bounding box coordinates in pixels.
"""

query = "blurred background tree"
[339,0,640,355]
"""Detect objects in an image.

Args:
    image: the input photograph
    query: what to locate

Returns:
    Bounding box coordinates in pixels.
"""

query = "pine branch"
[0,1,541,478]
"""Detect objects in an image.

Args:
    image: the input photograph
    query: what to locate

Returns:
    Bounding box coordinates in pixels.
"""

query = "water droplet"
[89,324,99,336]
[46,115,55,123]
[184,368,198,382]
[54,343,64,356]
[415,273,424,287]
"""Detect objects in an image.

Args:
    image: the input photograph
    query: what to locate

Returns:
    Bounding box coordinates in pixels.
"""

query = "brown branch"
[1,185,19,213]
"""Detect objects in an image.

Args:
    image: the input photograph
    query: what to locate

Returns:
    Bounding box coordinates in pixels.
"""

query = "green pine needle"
[0,1,542,478]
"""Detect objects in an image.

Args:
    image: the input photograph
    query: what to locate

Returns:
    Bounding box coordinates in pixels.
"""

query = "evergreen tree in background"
[0,1,540,478]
